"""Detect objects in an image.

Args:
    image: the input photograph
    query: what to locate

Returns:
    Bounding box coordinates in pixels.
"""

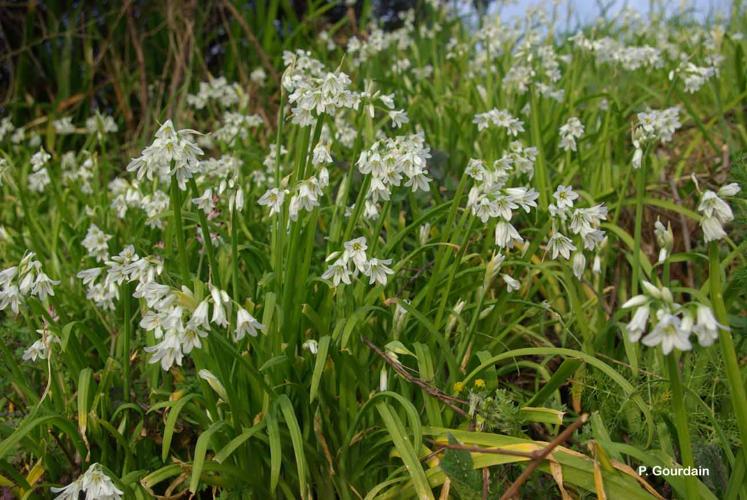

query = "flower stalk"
[664,352,698,499]
[170,176,190,283]
[709,242,747,465]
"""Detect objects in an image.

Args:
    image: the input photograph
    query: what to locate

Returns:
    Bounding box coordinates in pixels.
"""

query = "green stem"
[122,282,131,402]
[170,178,190,283]
[709,242,747,463]
[631,157,647,296]
[231,207,240,304]
[189,178,220,285]
[664,353,698,499]
[529,86,549,210]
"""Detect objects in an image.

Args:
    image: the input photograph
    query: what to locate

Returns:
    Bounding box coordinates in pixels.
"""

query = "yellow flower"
[474,379,486,389]
[453,381,465,394]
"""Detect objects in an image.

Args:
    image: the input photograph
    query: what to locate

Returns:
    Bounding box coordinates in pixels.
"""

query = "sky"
[488,0,734,25]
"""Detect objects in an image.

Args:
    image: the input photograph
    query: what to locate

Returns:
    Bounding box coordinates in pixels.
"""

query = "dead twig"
[500,414,589,500]
[361,335,468,416]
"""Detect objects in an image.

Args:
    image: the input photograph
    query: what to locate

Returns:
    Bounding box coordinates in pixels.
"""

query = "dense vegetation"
[0,1,746,498]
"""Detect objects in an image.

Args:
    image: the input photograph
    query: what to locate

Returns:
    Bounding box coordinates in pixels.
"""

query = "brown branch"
[361,335,468,416]
[500,414,589,500]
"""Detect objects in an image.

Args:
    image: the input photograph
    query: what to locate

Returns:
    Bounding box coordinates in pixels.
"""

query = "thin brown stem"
[500,414,589,500]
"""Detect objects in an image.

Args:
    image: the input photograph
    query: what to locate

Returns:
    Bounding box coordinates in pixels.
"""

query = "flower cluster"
[464,153,539,248]
[187,76,242,109]
[631,107,682,168]
[698,183,740,242]
[547,185,607,278]
[141,284,263,371]
[109,178,170,228]
[28,147,51,193]
[53,116,76,135]
[60,152,95,194]
[282,50,360,126]
[473,108,525,136]
[126,120,203,190]
[573,35,663,71]
[82,224,113,262]
[322,237,394,287]
[356,133,432,218]
[622,281,726,354]
[212,111,263,144]
[559,117,584,152]
[22,322,61,362]
[670,61,717,93]
[0,252,58,314]
[51,463,122,500]
[85,111,119,139]
[194,154,245,214]
[77,245,163,311]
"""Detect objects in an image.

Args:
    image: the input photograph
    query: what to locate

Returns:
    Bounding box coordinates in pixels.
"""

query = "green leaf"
[189,421,227,493]
[277,395,308,498]
[526,358,583,407]
[310,335,331,403]
[376,402,434,500]
[161,394,198,462]
[439,434,481,500]
[266,410,282,495]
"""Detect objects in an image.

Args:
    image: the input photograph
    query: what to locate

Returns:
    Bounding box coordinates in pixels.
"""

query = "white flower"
[51,478,82,499]
[312,143,333,165]
[625,305,650,342]
[701,215,727,242]
[693,304,725,347]
[303,339,319,354]
[343,237,368,272]
[182,327,208,354]
[698,190,733,222]
[389,109,409,128]
[559,117,584,151]
[718,183,741,197]
[546,232,575,260]
[126,120,203,190]
[28,168,51,192]
[698,187,737,242]
[572,252,586,279]
[418,223,431,245]
[622,294,649,309]
[258,188,286,215]
[322,258,352,287]
[82,224,112,262]
[502,274,520,292]
[654,219,673,263]
[553,185,578,209]
[365,258,394,286]
[145,330,184,371]
[187,299,210,331]
[53,117,76,135]
[235,307,265,341]
[494,221,522,248]
[52,463,122,500]
[79,463,123,499]
[641,310,692,355]
[30,148,51,170]
[210,286,230,327]
[23,339,48,362]
[32,272,59,300]
[192,188,214,214]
